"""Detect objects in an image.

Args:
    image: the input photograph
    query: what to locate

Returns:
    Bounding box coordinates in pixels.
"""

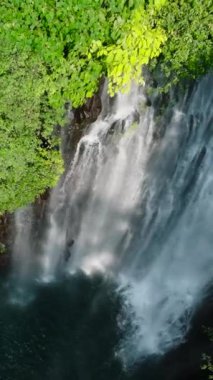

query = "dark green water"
[0,272,212,380]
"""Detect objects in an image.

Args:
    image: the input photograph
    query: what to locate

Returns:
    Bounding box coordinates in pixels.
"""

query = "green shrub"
[0,0,166,213]
[154,0,213,88]
[0,0,212,213]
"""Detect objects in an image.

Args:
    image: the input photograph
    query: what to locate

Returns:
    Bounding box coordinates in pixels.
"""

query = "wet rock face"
[74,93,102,124]
[0,253,10,271]
[62,92,102,170]
[0,214,11,248]
[0,214,11,271]
[0,241,9,271]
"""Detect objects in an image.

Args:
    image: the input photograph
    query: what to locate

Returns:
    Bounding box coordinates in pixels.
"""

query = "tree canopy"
[0,0,212,213]
[155,0,213,88]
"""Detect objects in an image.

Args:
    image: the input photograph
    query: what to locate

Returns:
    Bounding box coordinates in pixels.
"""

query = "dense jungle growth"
[0,0,212,213]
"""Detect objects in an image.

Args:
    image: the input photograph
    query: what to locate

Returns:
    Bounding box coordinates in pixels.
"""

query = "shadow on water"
[0,273,126,380]
[0,271,212,380]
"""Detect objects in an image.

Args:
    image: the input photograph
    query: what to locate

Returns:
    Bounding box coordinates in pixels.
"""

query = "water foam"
[11,75,213,365]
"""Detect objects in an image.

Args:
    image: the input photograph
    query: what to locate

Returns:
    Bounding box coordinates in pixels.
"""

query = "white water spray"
[12,75,213,364]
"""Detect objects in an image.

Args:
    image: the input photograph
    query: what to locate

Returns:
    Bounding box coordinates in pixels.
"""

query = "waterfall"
[9,207,36,303]
[40,83,149,279]
[11,75,213,364]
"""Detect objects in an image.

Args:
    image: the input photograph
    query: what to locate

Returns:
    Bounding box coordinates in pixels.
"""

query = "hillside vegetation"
[0,0,212,213]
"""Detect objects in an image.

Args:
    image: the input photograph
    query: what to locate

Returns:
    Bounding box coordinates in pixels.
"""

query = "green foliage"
[0,0,167,105]
[0,0,212,213]
[97,4,166,95]
[0,0,166,213]
[154,0,213,87]
[0,46,63,213]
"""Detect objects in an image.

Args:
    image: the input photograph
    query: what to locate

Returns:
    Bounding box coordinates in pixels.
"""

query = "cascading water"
[40,83,147,280]
[11,75,213,367]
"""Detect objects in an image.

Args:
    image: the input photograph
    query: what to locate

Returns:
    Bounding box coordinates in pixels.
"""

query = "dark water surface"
[0,273,212,380]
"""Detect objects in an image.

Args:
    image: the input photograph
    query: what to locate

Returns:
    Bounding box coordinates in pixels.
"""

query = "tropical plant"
[154,0,213,88]
[0,0,212,213]
[0,0,166,213]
